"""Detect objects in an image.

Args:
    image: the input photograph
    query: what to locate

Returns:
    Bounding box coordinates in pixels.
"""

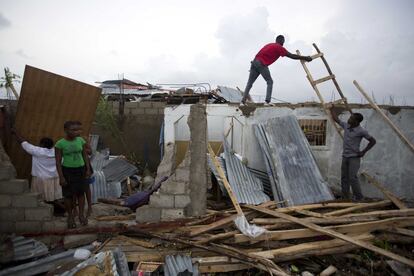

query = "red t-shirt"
[255,43,288,66]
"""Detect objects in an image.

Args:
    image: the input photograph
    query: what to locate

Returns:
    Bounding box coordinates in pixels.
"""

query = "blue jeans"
[242,59,273,103]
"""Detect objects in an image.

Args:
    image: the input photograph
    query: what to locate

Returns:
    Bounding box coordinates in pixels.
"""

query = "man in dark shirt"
[329,105,376,200]
[242,35,312,105]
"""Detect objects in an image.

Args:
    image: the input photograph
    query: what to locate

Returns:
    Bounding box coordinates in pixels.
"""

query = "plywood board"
[7,65,101,178]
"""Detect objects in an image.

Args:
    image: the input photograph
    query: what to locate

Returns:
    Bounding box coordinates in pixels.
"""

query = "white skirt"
[31,176,63,201]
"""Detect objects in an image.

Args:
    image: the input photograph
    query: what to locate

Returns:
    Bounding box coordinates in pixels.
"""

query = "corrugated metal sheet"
[0,245,94,276]
[248,168,273,198]
[223,141,270,205]
[164,255,199,276]
[10,236,48,261]
[102,158,138,183]
[254,115,334,206]
[89,134,100,154]
[7,65,101,178]
[217,86,243,103]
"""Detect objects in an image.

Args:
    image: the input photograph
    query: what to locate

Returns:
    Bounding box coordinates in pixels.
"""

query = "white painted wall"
[164,104,414,200]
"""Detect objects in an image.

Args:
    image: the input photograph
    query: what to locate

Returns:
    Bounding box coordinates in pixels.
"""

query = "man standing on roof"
[242,35,313,106]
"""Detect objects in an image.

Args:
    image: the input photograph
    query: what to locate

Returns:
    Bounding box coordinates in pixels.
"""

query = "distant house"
[100,79,169,101]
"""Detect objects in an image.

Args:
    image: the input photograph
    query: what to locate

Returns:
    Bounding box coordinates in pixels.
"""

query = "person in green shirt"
[55,121,91,228]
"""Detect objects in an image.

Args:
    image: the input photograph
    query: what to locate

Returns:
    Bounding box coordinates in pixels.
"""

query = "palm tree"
[0,67,20,100]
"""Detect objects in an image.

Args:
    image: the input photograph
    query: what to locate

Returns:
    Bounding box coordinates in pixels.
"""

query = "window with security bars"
[298,119,327,146]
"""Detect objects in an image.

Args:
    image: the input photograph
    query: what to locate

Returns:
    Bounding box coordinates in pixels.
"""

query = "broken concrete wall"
[92,101,166,171]
[164,104,414,201]
[136,103,207,222]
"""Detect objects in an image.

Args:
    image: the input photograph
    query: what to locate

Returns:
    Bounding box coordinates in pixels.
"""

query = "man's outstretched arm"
[286,51,312,62]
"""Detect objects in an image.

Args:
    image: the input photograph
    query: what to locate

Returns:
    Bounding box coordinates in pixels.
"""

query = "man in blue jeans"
[329,105,376,200]
[242,35,313,105]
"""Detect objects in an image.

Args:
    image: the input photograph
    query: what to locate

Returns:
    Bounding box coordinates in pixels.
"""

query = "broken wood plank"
[234,217,414,243]
[198,263,251,273]
[118,235,157,248]
[246,205,414,268]
[320,265,338,276]
[208,143,243,215]
[275,202,360,213]
[295,209,330,218]
[95,214,135,221]
[389,227,414,238]
[325,200,391,216]
[353,80,414,153]
[362,172,407,209]
[251,233,373,258]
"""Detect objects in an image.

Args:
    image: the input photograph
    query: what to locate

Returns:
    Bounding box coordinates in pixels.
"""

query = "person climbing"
[241,35,313,105]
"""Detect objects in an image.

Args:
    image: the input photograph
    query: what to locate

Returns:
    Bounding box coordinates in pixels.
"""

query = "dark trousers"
[242,59,274,103]
[341,157,363,200]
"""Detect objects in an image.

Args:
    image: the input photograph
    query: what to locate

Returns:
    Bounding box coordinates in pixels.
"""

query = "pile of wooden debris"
[97,197,414,275]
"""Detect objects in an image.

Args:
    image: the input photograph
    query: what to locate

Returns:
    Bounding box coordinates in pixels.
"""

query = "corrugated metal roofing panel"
[223,141,270,205]
[7,65,101,178]
[102,158,138,183]
[10,236,48,261]
[217,86,243,103]
[254,115,334,206]
[164,255,198,276]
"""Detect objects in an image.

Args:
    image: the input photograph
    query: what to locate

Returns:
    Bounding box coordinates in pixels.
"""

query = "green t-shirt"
[55,137,86,168]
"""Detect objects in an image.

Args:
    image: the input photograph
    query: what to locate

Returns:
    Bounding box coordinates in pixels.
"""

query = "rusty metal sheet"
[8,65,101,178]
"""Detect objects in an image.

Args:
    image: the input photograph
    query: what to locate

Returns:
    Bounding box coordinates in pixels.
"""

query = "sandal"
[79,215,88,226]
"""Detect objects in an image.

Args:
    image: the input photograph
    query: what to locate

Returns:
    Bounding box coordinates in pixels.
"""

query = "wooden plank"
[251,233,373,258]
[118,235,157,248]
[199,263,251,273]
[310,52,324,60]
[189,214,239,237]
[295,209,329,218]
[325,200,391,216]
[8,65,101,178]
[320,265,338,276]
[253,209,414,226]
[353,80,414,153]
[390,227,414,238]
[312,74,335,85]
[275,202,360,213]
[247,205,414,268]
[207,143,243,215]
[233,217,414,243]
[361,172,407,209]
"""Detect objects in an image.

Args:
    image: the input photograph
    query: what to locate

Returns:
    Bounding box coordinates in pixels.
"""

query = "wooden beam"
[207,143,243,215]
[313,74,335,85]
[295,209,330,218]
[310,52,324,60]
[325,200,391,216]
[353,80,414,153]
[275,202,360,213]
[251,233,373,258]
[233,217,414,243]
[118,235,157,248]
[246,205,414,268]
[361,172,407,209]
[390,227,414,238]
[199,263,251,273]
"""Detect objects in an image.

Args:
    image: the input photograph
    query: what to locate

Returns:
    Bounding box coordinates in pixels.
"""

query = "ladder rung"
[310,53,323,60]
[313,74,335,85]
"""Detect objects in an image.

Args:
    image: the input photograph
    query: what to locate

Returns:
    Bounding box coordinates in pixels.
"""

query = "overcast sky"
[0,0,413,104]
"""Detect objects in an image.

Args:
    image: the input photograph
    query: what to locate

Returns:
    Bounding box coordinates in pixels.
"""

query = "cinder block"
[160,180,186,194]
[125,102,137,109]
[161,208,185,221]
[144,108,159,115]
[0,195,12,207]
[0,179,29,194]
[25,206,53,221]
[130,108,145,115]
[149,193,174,208]
[0,221,15,233]
[0,165,16,181]
[0,208,24,221]
[174,195,191,208]
[152,102,166,108]
[157,108,165,115]
[64,234,98,249]
[136,205,161,223]
[12,193,41,207]
[15,221,42,233]
[42,220,66,232]
[174,168,190,182]
[137,102,153,108]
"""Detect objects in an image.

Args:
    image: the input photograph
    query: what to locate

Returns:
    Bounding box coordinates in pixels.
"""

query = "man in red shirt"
[242,35,312,105]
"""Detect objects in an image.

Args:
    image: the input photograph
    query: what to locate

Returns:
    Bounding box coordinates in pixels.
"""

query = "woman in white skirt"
[12,129,62,202]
